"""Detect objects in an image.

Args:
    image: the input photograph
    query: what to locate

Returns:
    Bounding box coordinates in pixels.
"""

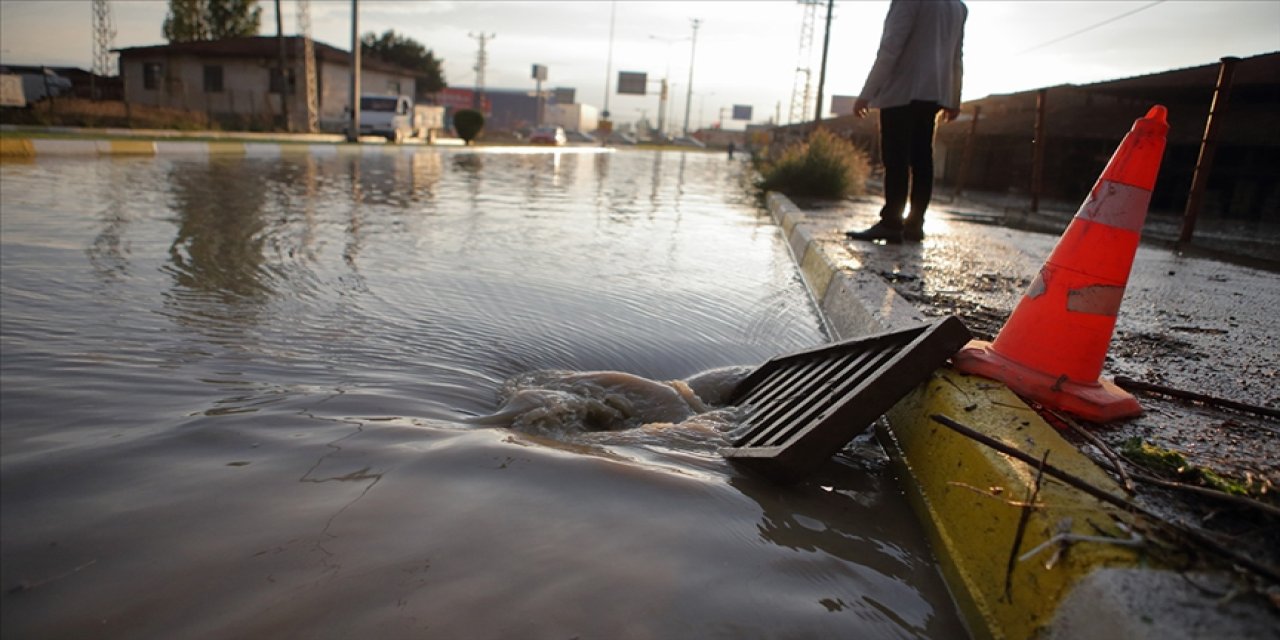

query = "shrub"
[453,109,484,145]
[756,128,869,199]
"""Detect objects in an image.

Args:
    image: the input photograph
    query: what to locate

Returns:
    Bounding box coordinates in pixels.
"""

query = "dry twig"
[931,413,1280,584]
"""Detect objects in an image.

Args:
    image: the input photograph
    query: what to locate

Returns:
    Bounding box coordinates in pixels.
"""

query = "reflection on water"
[0,148,966,638]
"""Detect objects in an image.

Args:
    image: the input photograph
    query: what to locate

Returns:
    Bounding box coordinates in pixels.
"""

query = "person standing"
[845,0,967,243]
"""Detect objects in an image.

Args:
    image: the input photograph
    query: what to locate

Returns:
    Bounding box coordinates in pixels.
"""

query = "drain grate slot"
[722,316,972,483]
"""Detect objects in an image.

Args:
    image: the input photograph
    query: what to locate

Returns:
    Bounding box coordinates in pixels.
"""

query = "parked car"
[528,125,567,146]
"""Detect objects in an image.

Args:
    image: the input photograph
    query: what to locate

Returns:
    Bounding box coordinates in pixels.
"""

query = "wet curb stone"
[764,192,1276,640]
[0,136,423,159]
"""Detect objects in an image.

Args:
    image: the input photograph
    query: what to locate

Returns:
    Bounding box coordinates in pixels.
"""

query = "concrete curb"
[0,136,451,159]
[765,192,1148,639]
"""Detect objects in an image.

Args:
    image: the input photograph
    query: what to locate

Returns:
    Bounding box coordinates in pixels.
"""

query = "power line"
[1019,1,1166,54]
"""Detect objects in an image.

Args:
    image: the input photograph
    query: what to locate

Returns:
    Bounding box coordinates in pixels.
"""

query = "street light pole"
[682,18,701,138]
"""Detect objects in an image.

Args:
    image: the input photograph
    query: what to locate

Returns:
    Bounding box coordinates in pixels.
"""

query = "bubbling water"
[467,366,754,442]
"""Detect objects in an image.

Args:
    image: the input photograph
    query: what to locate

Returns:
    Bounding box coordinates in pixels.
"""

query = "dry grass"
[1,98,283,132]
[755,127,871,200]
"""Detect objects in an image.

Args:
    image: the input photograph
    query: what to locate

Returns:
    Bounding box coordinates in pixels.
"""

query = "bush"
[453,109,484,145]
[756,128,869,199]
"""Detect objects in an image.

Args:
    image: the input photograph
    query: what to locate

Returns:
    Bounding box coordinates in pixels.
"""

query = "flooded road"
[1,148,966,638]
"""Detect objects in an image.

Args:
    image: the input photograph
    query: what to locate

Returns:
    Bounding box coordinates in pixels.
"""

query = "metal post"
[953,105,981,197]
[681,18,700,137]
[602,1,616,120]
[1030,89,1047,213]
[275,0,290,131]
[813,0,833,123]
[347,0,360,142]
[1179,56,1241,246]
[657,78,668,140]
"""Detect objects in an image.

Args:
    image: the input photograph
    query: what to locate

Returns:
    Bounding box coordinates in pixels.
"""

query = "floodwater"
[1,147,967,638]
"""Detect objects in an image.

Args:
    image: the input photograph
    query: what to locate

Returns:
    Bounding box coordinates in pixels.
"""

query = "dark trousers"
[878,100,940,228]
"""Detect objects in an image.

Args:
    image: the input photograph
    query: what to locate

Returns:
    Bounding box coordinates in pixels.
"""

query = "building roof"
[114,36,415,77]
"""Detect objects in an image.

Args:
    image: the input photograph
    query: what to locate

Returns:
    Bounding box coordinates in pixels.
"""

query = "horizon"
[2,1,1277,130]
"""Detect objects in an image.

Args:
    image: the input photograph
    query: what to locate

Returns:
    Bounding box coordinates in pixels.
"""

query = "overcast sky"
[2,0,1277,130]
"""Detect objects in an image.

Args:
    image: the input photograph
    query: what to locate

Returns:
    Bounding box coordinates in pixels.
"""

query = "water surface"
[1,148,966,638]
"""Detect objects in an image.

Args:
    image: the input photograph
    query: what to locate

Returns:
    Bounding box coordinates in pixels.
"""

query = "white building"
[115,36,418,132]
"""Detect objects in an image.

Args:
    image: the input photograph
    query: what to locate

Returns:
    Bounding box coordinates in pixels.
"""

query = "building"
[432,86,593,134]
[114,36,418,132]
[0,65,121,103]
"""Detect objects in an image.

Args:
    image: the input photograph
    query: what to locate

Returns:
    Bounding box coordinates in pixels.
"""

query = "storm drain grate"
[721,316,972,482]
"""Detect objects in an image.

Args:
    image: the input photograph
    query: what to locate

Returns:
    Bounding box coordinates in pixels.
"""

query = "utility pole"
[297,0,319,133]
[275,0,290,131]
[91,0,116,99]
[813,0,833,123]
[681,18,701,138]
[602,1,616,120]
[789,0,819,125]
[469,32,495,111]
[347,0,360,142]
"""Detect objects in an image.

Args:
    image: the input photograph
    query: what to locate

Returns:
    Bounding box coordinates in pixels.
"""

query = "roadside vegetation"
[3,99,231,131]
[453,109,484,145]
[754,127,870,200]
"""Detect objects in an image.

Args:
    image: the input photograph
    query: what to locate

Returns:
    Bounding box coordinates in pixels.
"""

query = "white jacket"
[858,0,967,110]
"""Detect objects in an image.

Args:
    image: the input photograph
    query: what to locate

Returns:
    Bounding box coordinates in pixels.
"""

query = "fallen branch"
[930,413,1280,584]
[1019,525,1144,564]
[947,481,1044,508]
[1036,403,1135,494]
[1004,451,1049,601]
[1128,471,1280,519]
[1113,376,1280,420]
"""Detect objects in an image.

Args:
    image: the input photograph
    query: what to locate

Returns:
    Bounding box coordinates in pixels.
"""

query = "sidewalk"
[766,191,1279,639]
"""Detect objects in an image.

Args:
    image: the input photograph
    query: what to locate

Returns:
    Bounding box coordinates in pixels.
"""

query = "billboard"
[531,64,548,81]
[617,71,647,96]
[553,87,575,104]
[732,105,753,121]
[831,95,858,116]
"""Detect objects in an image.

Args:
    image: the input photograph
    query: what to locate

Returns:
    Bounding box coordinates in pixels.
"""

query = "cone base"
[953,340,1142,423]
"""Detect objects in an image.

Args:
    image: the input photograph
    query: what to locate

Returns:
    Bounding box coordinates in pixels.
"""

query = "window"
[203,65,223,93]
[143,62,164,90]
[360,96,398,112]
[269,68,295,95]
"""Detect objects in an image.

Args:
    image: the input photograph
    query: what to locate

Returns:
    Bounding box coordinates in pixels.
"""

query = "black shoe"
[902,225,924,242]
[845,222,903,243]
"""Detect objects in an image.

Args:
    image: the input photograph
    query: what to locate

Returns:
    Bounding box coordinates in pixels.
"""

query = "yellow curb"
[205,141,246,156]
[0,138,35,158]
[104,139,157,156]
[278,143,313,157]
[882,368,1142,640]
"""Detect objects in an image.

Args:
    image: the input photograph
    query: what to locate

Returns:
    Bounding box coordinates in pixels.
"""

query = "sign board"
[553,87,575,104]
[531,64,548,81]
[437,88,491,114]
[831,95,858,116]
[732,105,753,121]
[617,71,647,96]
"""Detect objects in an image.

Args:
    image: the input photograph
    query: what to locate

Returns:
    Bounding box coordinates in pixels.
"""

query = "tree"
[163,0,260,43]
[206,0,261,40]
[360,30,447,100]
[163,0,208,43]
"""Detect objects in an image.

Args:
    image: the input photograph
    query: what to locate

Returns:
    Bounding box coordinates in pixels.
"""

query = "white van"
[358,94,413,143]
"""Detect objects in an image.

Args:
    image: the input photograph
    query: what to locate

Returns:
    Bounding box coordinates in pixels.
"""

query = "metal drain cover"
[722,316,972,482]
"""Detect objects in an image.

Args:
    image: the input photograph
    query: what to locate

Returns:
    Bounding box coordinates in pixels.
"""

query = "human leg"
[846,104,910,242]
[904,101,941,240]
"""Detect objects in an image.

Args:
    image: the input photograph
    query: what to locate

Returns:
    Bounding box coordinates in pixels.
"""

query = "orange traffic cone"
[953,105,1170,422]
